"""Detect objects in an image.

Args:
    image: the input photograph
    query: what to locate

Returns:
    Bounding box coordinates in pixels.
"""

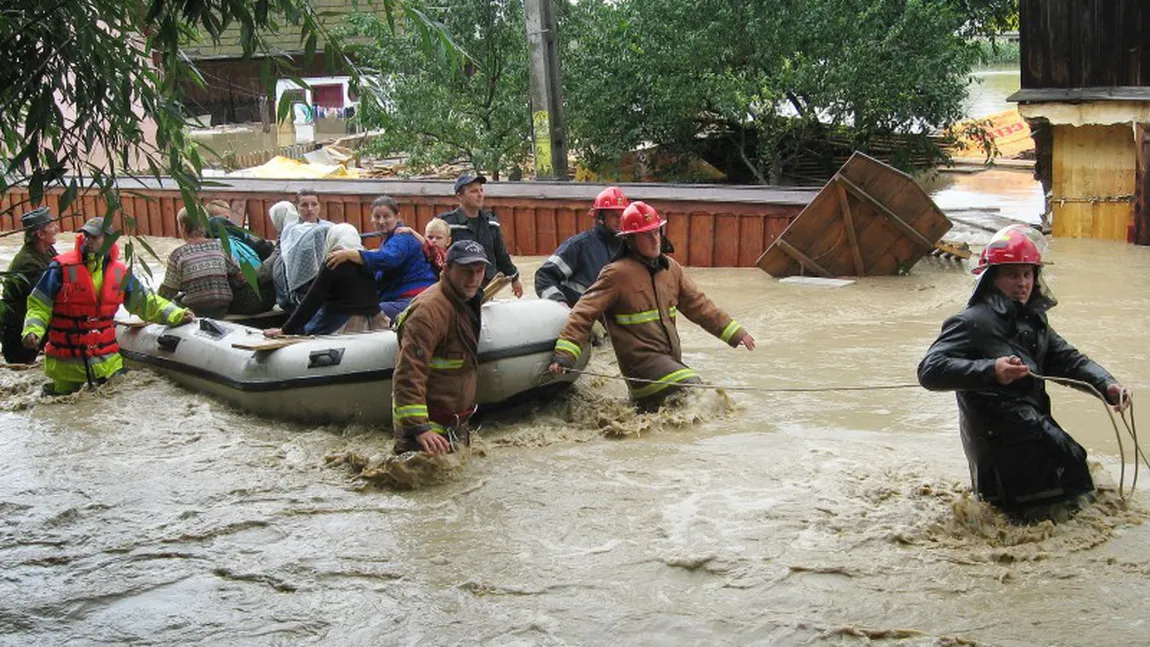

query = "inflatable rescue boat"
[117,299,588,425]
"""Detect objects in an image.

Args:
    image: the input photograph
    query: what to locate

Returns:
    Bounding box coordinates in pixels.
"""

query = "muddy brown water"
[2,193,1150,645]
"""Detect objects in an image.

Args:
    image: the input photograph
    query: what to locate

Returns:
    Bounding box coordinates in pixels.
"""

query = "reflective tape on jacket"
[554,339,582,361]
[628,367,699,399]
[613,306,677,326]
[429,357,464,370]
[393,404,428,420]
[720,320,741,343]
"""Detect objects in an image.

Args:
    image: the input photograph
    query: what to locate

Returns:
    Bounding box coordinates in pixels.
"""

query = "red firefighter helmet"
[593,186,629,211]
[617,201,665,236]
[972,225,1044,275]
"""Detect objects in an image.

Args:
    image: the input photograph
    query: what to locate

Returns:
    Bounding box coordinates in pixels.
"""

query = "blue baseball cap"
[453,173,487,194]
[446,240,491,266]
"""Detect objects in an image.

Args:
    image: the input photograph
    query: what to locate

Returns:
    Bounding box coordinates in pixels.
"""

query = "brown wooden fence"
[1,178,817,267]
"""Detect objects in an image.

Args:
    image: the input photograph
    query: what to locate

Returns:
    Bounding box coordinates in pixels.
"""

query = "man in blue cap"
[1,207,58,364]
[391,240,490,455]
[436,173,522,297]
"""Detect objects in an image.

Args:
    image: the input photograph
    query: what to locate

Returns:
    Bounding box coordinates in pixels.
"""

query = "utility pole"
[524,0,568,180]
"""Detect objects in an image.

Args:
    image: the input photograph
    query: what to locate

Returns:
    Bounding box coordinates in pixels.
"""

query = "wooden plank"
[775,239,832,278]
[159,197,177,238]
[737,215,765,267]
[556,206,578,244]
[145,196,162,237]
[686,212,713,267]
[536,206,557,255]
[0,193,14,231]
[512,205,533,255]
[664,211,689,264]
[835,181,865,275]
[232,337,308,351]
[713,213,740,267]
[327,199,345,224]
[836,175,936,251]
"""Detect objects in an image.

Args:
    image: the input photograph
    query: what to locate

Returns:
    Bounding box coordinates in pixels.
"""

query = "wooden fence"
[0,178,817,268]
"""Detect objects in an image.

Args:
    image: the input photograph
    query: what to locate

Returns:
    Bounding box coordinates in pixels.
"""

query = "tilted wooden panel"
[756,152,952,277]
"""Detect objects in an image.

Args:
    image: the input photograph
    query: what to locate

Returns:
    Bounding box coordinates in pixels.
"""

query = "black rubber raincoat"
[917,267,1117,512]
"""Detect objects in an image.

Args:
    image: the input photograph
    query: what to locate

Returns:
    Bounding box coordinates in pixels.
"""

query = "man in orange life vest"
[22,217,194,395]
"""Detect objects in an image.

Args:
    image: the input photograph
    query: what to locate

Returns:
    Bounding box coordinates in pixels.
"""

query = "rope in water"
[1030,373,1142,502]
[562,367,1141,501]
[562,368,921,393]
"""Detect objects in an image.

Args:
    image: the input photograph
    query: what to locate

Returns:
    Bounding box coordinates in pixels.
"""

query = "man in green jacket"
[1,207,58,364]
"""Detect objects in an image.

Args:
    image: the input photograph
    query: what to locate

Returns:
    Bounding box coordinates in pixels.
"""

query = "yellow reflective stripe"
[720,320,741,343]
[394,404,428,419]
[160,304,179,323]
[615,307,677,325]
[614,309,660,325]
[395,305,413,329]
[429,357,464,369]
[555,339,582,360]
[629,368,699,399]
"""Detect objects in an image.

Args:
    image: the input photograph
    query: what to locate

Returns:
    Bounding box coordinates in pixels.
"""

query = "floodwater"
[964,68,1021,120]
[4,177,1150,646]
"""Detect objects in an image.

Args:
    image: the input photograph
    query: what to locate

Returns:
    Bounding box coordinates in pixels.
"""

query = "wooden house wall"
[1019,0,1150,89]
[1051,125,1136,240]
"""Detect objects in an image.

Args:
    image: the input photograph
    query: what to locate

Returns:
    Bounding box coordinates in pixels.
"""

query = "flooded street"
[3,174,1150,645]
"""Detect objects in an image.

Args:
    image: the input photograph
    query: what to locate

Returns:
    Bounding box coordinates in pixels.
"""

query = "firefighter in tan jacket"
[549,202,755,409]
[392,240,489,454]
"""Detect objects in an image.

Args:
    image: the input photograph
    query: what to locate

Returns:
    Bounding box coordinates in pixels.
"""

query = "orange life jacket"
[45,234,127,360]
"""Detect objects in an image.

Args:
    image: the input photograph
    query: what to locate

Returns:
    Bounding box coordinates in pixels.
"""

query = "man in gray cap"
[390,240,490,455]
[1,207,58,363]
[436,173,522,297]
[22,216,193,395]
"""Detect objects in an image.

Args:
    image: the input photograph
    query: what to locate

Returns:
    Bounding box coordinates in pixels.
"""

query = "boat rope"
[561,368,921,393]
[1030,373,1142,503]
[561,367,1141,501]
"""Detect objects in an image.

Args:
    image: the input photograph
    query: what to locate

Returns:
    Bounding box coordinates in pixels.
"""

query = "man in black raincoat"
[918,226,1130,517]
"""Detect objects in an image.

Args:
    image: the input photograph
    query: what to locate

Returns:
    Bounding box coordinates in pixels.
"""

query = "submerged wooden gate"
[755,153,953,277]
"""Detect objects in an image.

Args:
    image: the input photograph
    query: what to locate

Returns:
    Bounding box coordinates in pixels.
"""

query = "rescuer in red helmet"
[918,225,1131,520]
[549,201,755,411]
[535,186,629,307]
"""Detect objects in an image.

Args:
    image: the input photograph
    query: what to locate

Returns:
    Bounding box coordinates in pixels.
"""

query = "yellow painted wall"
[1052,125,1136,240]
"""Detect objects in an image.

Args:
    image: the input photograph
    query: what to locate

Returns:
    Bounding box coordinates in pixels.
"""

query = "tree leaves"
[561,0,1012,183]
[0,0,451,257]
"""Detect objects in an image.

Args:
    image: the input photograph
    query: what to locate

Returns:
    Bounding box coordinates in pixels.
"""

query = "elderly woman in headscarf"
[264,223,388,337]
[266,200,331,311]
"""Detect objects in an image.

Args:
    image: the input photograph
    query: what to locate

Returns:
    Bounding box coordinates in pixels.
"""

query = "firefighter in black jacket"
[918,226,1131,518]
[535,186,628,307]
[437,174,522,296]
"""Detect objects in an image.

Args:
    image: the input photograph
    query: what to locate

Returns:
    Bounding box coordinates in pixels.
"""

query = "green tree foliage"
[0,0,448,236]
[560,0,1017,184]
[347,0,531,179]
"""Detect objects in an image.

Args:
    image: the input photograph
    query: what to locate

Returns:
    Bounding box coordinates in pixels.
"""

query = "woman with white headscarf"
[268,200,331,309]
[265,223,388,336]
